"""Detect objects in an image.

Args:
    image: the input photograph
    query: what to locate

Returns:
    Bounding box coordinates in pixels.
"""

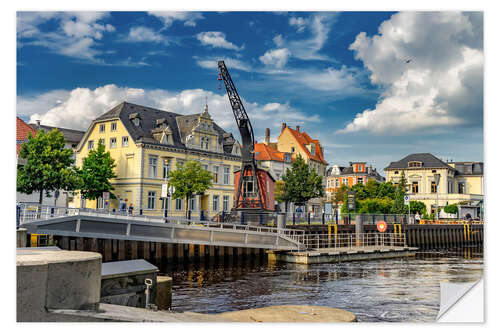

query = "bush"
[444,204,458,215]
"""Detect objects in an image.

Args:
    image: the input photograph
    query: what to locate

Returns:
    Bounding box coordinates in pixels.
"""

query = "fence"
[299,233,406,250]
[281,212,413,225]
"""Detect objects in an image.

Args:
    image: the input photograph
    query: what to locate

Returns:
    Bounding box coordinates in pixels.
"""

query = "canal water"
[162,247,483,322]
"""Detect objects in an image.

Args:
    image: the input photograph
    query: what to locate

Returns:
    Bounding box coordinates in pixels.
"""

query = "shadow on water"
[159,246,483,322]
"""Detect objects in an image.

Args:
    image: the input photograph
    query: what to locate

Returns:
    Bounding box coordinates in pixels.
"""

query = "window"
[161,133,169,144]
[412,182,419,193]
[408,161,422,168]
[458,183,466,194]
[213,165,219,183]
[97,196,104,209]
[189,197,196,211]
[88,140,94,150]
[431,181,437,193]
[394,171,399,174]
[357,177,363,184]
[335,179,339,187]
[212,195,219,211]
[99,124,105,133]
[200,137,205,149]
[243,176,256,197]
[223,166,230,185]
[432,170,437,173]
[342,178,348,186]
[162,159,170,179]
[111,122,117,131]
[147,191,156,209]
[202,164,208,171]
[284,153,291,162]
[133,118,140,127]
[110,137,117,148]
[99,138,105,147]
[223,195,229,212]
[175,198,183,210]
[206,138,210,149]
[310,143,315,155]
[291,147,295,153]
[161,197,169,210]
[149,156,157,178]
[122,136,129,147]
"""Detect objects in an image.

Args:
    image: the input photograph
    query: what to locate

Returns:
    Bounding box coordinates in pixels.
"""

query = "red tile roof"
[283,127,327,164]
[16,117,36,155]
[255,143,287,162]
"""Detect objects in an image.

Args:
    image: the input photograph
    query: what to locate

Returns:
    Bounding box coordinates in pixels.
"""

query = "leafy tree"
[168,160,213,217]
[377,182,396,199]
[351,183,369,200]
[332,184,348,210]
[282,155,324,207]
[365,178,380,198]
[274,179,288,212]
[444,204,458,215]
[391,171,408,214]
[77,142,117,201]
[409,201,427,214]
[358,197,393,214]
[17,129,79,204]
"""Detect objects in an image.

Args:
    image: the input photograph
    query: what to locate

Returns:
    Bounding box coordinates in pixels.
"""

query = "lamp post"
[434,173,441,222]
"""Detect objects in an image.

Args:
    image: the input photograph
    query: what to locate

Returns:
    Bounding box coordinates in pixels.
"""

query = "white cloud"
[289,16,307,32]
[17,12,115,63]
[273,34,285,47]
[125,26,168,44]
[259,48,291,68]
[18,85,319,142]
[195,56,252,72]
[148,11,204,28]
[340,12,483,135]
[196,31,243,51]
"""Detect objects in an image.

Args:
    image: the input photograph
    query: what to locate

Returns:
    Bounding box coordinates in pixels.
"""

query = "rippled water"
[161,247,483,322]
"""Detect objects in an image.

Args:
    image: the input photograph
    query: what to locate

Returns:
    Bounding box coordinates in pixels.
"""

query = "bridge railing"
[297,233,406,251]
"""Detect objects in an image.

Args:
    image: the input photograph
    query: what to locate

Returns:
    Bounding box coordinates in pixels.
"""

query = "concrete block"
[156,276,172,310]
[16,228,27,248]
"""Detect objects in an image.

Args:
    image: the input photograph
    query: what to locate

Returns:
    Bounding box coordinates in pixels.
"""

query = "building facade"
[385,153,483,218]
[325,162,385,201]
[71,101,242,218]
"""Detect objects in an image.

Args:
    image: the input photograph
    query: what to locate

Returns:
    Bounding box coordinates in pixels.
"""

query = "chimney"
[265,128,270,145]
[36,120,41,126]
[281,123,287,131]
[296,125,300,131]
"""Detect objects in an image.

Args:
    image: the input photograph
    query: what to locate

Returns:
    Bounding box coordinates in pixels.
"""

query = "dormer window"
[408,161,422,168]
[133,118,140,127]
[129,113,141,127]
[310,143,315,155]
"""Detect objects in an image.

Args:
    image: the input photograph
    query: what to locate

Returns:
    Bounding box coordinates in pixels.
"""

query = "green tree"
[17,129,79,204]
[444,204,458,215]
[332,184,348,210]
[377,182,396,199]
[391,171,408,213]
[282,155,324,207]
[77,142,117,201]
[274,179,288,211]
[365,178,380,198]
[168,160,213,218]
[409,201,427,214]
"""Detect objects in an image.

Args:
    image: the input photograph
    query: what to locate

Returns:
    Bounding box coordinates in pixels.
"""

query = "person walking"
[128,203,134,215]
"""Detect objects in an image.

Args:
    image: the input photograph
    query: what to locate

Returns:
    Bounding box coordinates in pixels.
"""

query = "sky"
[16,11,484,175]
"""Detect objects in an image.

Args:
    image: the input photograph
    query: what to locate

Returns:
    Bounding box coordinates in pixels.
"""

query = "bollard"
[322,213,325,225]
[293,213,296,225]
[164,209,168,218]
[372,214,375,225]
[200,210,205,221]
[348,214,351,225]
[259,213,263,225]
[241,212,245,225]
[140,209,143,215]
[308,212,311,225]
[188,210,191,220]
[16,205,20,229]
[335,212,338,224]
[222,211,225,222]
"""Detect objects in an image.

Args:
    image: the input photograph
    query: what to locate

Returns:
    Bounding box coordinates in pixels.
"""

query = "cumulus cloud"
[148,11,204,28]
[339,12,483,135]
[125,26,168,44]
[17,12,115,62]
[18,84,320,141]
[194,56,252,72]
[259,48,291,68]
[196,31,244,51]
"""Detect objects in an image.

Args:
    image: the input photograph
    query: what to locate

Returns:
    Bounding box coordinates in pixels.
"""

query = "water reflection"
[162,247,483,322]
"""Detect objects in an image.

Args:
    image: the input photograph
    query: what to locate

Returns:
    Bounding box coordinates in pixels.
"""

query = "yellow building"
[72,101,242,218]
[385,153,483,218]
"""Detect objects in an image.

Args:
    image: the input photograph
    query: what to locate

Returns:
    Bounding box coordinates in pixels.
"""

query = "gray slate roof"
[453,162,483,176]
[385,153,454,170]
[93,101,238,156]
[30,123,85,146]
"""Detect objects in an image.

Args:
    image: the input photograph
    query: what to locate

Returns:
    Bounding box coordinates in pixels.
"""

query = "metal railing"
[298,233,406,251]
[280,212,413,225]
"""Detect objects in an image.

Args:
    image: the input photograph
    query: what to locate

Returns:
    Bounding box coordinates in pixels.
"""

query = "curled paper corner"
[436,278,483,322]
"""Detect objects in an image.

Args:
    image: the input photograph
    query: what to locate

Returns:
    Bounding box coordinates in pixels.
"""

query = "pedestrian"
[128,204,134,215]
[415,212,420,224]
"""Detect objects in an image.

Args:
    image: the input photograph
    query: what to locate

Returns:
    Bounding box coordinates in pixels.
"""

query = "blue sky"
[16,11,483,175]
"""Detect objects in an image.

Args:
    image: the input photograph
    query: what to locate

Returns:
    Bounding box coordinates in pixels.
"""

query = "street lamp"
[434,173,441,222]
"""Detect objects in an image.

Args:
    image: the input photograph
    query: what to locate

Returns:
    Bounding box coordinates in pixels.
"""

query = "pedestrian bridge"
[18,205,306,251]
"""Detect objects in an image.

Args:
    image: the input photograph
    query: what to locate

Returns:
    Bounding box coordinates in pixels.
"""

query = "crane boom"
[218,60,264,211]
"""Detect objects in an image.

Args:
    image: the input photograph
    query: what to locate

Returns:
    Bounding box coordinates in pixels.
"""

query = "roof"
[452,162,483,176]
[385,153,455,171]
[283,127,327,164]
[89,101,239,156]
[16,117,36,155]
[30,123,85,146]
[254,143,289,162]
[327,163,385,181]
